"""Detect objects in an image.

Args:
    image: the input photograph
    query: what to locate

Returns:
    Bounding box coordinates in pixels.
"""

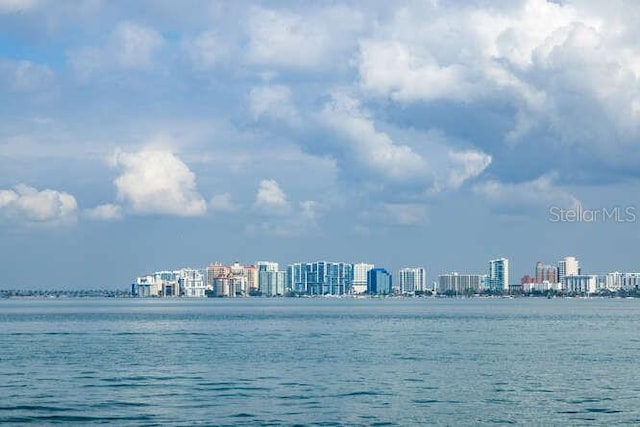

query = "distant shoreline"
[2,290,640,300]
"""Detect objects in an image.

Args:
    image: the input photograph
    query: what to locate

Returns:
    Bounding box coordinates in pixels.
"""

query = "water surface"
[1,297,639,425]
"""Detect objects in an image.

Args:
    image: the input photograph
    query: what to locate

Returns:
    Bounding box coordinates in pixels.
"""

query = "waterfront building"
[286,261,353,295]
[367,268,392,294]
[488,258,509,292]
[257,262,282,296]
[213,274,231,297]
[604,272,640,291]
[564,274,597,294]
[287,263,305,293]
[179,268,207,297]
[398,267,427,294]
[132,271,180,297]
[558,256,579,286]
[535,262,558,284]
[258,270,286,296]
[521,280,558,293]
[437,273,486,294]
[206,262,229,289]
[352,263,374,294]
[245,265,258,294]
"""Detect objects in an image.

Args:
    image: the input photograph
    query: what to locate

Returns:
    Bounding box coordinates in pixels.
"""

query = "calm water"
[1,297,640,425]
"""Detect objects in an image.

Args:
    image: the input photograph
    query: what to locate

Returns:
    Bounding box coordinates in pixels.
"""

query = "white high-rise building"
[258,270,286,296]
[179,268,207,297]
[352,263,374,294]
[488,258,510,292]
[558,256,579,285]
[398,267,427,293]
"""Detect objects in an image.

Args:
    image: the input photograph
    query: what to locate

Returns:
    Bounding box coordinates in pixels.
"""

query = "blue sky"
[1,0,640,288]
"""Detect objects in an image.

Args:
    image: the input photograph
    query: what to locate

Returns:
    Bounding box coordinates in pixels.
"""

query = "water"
[1,297,640,425]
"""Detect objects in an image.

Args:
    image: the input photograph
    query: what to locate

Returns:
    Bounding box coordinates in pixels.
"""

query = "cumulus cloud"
[358,40,472,102]
[247,7,330,68]
[254,179,289,214]
[246,5,363,69]
[444,150,493,191]
[209,193,237,213]
[355,0,640,181]
[320,92,429,183]
[84,203,123,221]
[112,149,206,217]
[0,184,78,226]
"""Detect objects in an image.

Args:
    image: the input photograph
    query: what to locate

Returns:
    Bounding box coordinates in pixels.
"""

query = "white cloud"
[254,179,289,214]
[444,150,493,191]
[111,21,164,70]
[68,20,163,77]
[358,40,472,102]
[248,84,297,122]
[246,5,363,69]
[321,92,429,183]
[84,203,123,221]
[209,193,237,213]
[473,174,580,215]
[355,0,640,168]
[0,184,78,226]
[247,7,330,68]
[112,149,206,217]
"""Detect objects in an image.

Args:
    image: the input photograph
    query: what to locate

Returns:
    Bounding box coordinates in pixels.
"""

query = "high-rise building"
[398,267,427,293]
[352,263,374,294]
[488,258,509,292]
[257,261,283,296]
[558,256,579,285]
[286,261,353,295]
[258,270,286,296]
[178,268,207,297]
[367,268,392,294]
[535,261,558,284]
[437,273,486,294]
[207,262,229,289]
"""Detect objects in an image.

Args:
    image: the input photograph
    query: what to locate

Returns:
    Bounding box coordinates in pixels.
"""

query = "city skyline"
[2,1,640,288]
[128,254,640,297]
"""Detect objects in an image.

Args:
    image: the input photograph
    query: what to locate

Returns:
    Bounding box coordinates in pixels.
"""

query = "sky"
[1,0,640,288]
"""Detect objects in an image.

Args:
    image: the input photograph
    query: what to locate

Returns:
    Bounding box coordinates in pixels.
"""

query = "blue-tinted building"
[367,268,392,294]
[287,261,353,295]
